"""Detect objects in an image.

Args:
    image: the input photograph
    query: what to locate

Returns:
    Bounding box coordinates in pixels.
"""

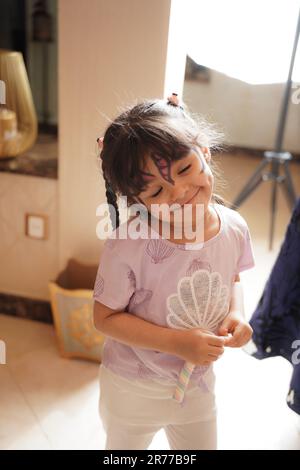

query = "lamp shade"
[0,49,38,158]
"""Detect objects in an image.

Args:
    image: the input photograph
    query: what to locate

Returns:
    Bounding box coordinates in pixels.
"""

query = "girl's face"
[135,146,214,226]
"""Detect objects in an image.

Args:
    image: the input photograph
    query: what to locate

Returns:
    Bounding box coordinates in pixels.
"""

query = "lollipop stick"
[173,361,195,403]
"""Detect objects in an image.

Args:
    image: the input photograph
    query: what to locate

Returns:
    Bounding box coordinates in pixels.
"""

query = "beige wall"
[0,173,59,299]
[184,70,300,153]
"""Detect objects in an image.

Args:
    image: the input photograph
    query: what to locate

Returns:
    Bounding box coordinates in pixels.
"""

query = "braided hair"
[104,176,120,231]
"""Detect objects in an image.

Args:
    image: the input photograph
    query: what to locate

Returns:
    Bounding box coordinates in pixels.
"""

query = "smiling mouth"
[181,187,201,206]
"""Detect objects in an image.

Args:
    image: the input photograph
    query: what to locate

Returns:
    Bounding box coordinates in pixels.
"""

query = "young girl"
[93,94,255,450]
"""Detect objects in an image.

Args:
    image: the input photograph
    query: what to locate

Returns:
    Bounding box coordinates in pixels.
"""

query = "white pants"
[99,364,217,450]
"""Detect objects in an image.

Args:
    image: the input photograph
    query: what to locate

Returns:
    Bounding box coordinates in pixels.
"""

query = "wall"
[58,0,180,273]
[184,69,300,153]
[0,173,58,299]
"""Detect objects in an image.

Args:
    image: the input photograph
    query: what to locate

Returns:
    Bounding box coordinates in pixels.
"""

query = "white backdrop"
[185,0,300,84]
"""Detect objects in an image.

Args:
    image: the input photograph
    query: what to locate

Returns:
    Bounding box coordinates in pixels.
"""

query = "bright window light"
[185,0,300,84]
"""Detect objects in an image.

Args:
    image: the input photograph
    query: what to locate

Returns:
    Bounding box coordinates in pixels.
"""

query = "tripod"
[230,8,300,250]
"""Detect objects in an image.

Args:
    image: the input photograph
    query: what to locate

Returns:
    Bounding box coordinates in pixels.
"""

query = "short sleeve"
[93,239,136,311]
[236,222,255,273]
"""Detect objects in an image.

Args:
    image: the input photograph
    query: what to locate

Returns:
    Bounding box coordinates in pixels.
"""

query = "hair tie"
[97,136,104,149]
[167,92,184,110]
[97,136,104,159]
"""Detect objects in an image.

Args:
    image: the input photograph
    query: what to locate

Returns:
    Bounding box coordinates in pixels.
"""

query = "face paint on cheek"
[140,171,155,182]
[151,152,175,185]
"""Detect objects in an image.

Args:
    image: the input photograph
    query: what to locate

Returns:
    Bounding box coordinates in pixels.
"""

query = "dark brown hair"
[97,97,227,230]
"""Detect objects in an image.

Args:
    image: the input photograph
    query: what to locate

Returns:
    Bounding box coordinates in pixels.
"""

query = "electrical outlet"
[25,213,48,240]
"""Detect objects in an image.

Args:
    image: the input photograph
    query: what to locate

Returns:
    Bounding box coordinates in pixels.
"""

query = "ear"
[201,146,211,163]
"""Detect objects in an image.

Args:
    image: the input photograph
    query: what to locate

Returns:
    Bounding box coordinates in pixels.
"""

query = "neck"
[146,203,214,242]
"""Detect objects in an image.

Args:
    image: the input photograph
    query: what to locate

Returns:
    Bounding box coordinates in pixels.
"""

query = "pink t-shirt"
[93,202,255,390]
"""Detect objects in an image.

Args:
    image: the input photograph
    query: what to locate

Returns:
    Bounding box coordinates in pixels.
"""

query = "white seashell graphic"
[166,269,229,403]
[146,239,175,264]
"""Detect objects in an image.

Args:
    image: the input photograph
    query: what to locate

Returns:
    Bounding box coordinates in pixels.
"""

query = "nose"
[169,182,190,206]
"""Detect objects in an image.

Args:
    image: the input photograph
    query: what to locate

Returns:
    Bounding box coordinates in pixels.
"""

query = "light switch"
[25,213,48,240]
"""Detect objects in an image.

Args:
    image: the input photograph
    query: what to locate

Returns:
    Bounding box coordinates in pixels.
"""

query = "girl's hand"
[218,311,253,348]
[172,328,226,366]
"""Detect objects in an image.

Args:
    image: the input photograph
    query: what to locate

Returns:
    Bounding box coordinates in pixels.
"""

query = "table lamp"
[0,49,37,158]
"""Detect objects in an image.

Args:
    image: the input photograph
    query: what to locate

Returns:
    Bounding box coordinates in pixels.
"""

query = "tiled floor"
[0,152,300,449]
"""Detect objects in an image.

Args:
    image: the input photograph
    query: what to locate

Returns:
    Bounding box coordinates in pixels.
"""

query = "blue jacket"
[249,197,300,415]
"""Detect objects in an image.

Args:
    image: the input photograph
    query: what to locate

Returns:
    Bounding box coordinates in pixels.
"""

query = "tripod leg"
[282,160,297,210]
[269,160,279,251]
[233,174,265,209]
[231,158,269,209]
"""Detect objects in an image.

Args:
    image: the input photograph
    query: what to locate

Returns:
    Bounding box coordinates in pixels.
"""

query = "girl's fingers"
[200,329,215,336]
[224,336,238,347]
[225,327,248,347]
[208,346,224,357]
[207,335,226,347]
[207,350,219,358]
[207,354,219,361]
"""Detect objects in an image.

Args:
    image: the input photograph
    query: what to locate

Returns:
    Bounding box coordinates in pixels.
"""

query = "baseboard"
[222,145,300,160]
[0,292,53,324]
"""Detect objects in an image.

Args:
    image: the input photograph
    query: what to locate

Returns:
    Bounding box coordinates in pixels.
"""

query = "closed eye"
[178,164,191,174]
[150,164,192,198]
[151,187,162,198]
